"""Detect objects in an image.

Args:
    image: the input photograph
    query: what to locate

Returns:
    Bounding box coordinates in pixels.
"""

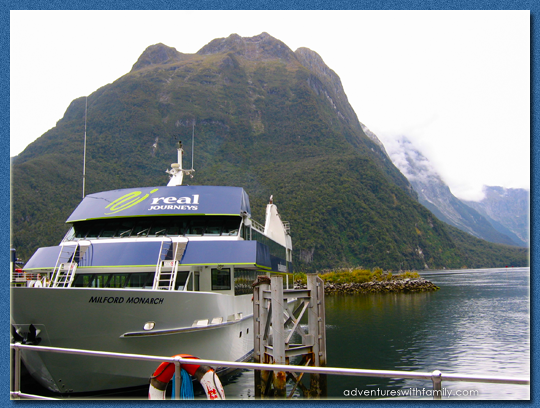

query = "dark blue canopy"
[66,186,251,222]
[23,240,280,271]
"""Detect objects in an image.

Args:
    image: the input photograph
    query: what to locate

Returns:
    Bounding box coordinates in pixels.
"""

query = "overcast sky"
[10,10,530,201]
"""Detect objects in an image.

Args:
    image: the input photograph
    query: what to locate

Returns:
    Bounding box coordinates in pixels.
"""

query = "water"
[224,267,530,400]
[18,268,529,400]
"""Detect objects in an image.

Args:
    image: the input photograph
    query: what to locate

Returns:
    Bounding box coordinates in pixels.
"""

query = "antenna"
[166,120,195,186]
[82,96,88,198]
[191,121,195,171]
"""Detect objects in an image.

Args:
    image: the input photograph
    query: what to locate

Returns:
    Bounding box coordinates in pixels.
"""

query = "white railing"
[10,273,50,287]
[10,343,529,400]
[282,221,290,234]
[251,219,265,234]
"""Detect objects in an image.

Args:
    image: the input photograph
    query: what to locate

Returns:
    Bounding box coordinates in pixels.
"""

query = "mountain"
[381,135,527,247]
[463,187,529,246]
[11,33,528,271]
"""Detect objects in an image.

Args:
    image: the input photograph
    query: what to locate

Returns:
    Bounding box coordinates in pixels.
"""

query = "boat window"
[100,221,120,238]
[194,272,200,291]
[174,271,190,290]
[63,227,76,241]
[205,223,221,235]
[72,272,154,288]
[149,219,170,236]
[132,219,153,237]
[128,273,154,288]
[117,220,134,237]
[85,222,105,239]
[106,273,128,287]
[67,216,242,240]
[222,217,240,236]
[251,228,287,260]
[72,274,96,287]
[234,269,266,295]
[74,225,89,239]
[186,218,205,236]
[211,269,231,290]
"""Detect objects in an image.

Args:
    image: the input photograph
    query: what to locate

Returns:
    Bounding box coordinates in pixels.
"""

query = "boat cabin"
[17,185,293,294]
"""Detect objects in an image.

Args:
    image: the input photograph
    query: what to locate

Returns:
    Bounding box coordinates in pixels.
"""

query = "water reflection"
[324,267,529,399]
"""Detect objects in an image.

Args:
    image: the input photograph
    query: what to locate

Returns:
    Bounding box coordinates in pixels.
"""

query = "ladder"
[51,244,80,288]
[152,240,187,290]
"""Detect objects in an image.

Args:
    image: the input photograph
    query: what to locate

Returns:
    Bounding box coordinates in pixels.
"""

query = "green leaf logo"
[105,189,159,215]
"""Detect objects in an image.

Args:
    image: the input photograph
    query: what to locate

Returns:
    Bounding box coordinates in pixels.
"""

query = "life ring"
[149,354,225,400]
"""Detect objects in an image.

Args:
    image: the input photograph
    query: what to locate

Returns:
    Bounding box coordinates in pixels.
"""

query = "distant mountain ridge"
[464,186,529,246]
[381,135,528,247]
[11,33,528,270]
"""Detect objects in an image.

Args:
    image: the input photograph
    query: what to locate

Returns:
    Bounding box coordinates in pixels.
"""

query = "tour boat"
[10,143,293,394]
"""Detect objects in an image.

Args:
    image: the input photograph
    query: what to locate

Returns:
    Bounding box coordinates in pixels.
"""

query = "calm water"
[224,267,530,400]
[19,268,529,400]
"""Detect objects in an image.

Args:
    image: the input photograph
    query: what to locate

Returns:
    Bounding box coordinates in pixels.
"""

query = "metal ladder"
[51,244,80,288]
[152,240,187,290]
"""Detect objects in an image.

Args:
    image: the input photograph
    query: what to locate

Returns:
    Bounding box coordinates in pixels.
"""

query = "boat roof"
[66,185,251,223]
[23,240,276,271]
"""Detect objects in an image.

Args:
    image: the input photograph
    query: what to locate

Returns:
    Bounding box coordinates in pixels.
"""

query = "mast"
[166,141,185,186]
[166,124,195,186]
[82,96,88,198]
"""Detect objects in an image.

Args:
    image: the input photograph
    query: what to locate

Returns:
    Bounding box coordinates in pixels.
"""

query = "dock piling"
[253,275,327,398]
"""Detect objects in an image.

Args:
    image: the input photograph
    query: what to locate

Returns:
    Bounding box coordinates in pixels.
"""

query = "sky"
[10,10,530,201]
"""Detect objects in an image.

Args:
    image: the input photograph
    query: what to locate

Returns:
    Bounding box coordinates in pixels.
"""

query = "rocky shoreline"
[294,278,439,294]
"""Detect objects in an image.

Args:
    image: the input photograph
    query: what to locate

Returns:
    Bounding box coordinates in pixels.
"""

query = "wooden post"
[307,275,327,398]
[316,275,327,397]
[253,274,327,399]
[253,279,270,397]
[271,276,286,397]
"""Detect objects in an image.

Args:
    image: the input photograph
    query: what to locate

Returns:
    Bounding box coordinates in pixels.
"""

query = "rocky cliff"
[381,136,524,247]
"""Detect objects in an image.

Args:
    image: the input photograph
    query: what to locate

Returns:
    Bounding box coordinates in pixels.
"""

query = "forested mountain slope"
[11,33,528,271]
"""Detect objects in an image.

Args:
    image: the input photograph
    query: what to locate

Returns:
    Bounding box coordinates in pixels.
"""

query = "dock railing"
[10,343,529,400]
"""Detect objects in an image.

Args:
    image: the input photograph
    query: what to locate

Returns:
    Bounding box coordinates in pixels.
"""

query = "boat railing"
[10,272,49,287]
[282,221,290,234]
[10,343,529,400]
[251,219,265,234]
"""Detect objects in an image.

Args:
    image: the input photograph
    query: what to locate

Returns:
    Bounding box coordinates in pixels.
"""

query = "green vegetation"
[11,38,529,271]
[294,268,421,285]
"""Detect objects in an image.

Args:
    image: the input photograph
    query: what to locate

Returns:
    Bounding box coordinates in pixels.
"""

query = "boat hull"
[11,287,254,394]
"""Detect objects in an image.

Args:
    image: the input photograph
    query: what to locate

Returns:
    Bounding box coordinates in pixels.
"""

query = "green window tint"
[85,222,105,238]
[67,216,241,240]
[186,218,205,236]
[149,219,170,236]
[117,220,134,237]
[106,273,128,288]
[234,269,266,296]
[100,221,120,238]
[127,273,154,288]
[72,272,154,288]
[174,271,190,290]
[251,229,287,260]
[211,269,231,290]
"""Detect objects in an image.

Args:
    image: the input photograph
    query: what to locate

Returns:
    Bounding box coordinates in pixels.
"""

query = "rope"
[171,369,194,400]
[181,369,195,399]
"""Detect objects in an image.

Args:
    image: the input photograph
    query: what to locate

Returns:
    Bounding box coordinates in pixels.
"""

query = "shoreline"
[294,277,440,294]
